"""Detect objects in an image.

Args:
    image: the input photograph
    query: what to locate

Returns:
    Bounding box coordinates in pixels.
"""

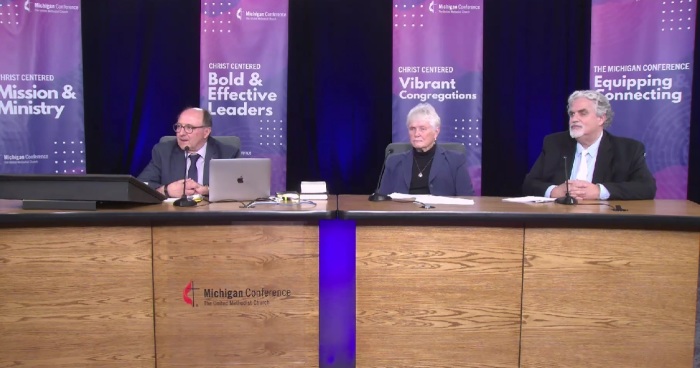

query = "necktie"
[187,154,200,182]
[576,149,588,181]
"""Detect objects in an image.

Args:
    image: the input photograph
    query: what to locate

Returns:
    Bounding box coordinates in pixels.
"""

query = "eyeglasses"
[173,124,208,134]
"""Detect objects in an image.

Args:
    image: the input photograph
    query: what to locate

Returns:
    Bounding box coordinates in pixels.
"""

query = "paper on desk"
[502,196,556,203]
[389,193,475,205]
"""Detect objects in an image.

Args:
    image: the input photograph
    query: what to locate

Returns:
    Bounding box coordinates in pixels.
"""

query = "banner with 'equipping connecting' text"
[591,0,696,198]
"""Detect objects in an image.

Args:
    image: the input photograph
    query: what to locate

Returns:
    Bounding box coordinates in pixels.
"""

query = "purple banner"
[200,0,288,193]
[392,0,483,195]
[0,0,85,174]
[591,0,696,199]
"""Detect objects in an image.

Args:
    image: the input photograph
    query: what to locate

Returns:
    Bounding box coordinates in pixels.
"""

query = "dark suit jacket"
[137,137,240,189]
[522,131,656,200]
[378,145,474,196]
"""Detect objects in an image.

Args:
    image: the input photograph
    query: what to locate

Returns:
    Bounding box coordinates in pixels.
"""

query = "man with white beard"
[523,90,656,200]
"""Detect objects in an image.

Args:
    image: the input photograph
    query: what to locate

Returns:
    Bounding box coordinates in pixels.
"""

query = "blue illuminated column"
[319,219,356,368]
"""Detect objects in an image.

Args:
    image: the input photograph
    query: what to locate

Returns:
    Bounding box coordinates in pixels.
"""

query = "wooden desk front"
[339,195,700,368]
[0,199,334,368]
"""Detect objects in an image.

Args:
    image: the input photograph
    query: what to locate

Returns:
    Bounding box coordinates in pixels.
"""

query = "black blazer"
[522,131,656,200]
[378,145,474,196]
[137,136,240,189]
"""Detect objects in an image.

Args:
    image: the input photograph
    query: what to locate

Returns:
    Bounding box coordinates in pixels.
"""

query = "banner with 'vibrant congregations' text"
[591,0,696,198]
[0,0,85,174]
[392,0,483,194]
[200,0,288,193]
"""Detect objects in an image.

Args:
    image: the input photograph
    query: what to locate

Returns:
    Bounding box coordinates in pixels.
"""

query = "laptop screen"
[208,158,271,202]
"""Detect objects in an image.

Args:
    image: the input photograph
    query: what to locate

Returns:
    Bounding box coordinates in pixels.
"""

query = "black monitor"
[0,174,166,210]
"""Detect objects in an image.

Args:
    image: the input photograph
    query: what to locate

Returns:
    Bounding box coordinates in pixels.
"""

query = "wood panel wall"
[2,219,697,367]
[521,228,699,367]
[0,226,155,368]
[356,226,524,368]
[152,223,319,368]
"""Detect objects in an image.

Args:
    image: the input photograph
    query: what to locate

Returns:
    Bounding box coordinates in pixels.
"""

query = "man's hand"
[568,180,600,200]
[183,179,202,196]
[550,182,570,198]
[191,182,209,196]
[164,179,197,197]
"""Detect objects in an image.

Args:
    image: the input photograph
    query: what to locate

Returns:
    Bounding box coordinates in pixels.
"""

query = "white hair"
[406,103,441,130]
[567,90,614,128]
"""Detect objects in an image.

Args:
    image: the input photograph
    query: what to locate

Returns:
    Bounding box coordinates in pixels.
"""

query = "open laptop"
[208,158,272,202]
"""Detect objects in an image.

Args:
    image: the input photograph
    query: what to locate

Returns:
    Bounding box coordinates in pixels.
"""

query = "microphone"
[554,155,577,205]
[174,145,197,207]
[368,148,394,202]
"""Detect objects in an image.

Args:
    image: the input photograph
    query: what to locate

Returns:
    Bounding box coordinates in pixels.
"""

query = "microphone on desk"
[174,145,197,207]
[555,155,577,205]
[368,148,394,202]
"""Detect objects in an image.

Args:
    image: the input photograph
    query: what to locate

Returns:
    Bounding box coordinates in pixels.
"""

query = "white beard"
[569,126,583,139]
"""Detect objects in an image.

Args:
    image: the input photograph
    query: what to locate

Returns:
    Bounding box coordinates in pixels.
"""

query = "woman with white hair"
[377,102,474,197]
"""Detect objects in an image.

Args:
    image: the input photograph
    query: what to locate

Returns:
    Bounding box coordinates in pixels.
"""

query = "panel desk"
[338,195,700,368]
[0,198,335,368]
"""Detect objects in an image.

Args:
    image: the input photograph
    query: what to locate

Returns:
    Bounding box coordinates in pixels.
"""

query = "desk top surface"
[338,195,700,229]
[2,195,699,229]
[0,197,337,225]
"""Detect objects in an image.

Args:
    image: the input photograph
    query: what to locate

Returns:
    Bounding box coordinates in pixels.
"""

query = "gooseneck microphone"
[555,155,577,205]
[368,148,394,202]
[174,145,197,207]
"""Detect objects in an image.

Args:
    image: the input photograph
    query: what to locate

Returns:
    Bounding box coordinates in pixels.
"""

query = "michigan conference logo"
[238,9,287,22]
[202,2,286,24]
[32,1,80,13]
[428,2,481,15]
[182,280,292,308]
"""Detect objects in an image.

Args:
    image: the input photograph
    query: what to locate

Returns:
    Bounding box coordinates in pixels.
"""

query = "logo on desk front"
[181,280,293,308]
[183,280,198,307]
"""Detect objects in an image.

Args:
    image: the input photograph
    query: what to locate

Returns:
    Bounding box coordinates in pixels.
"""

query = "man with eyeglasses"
[523,90,656,200]
[137,107,240,198]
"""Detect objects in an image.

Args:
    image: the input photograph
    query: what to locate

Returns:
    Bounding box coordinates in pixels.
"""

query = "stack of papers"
[300,181,328,200]
[389,193,475,205]
[502,196,556,203]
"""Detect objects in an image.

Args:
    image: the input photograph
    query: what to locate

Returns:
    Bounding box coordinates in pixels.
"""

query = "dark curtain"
[482,1,591,196]
[81,0,700,202]
[82,1,201,176]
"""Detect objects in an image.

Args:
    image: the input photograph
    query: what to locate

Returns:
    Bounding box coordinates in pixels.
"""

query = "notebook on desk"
[208,158,271,202]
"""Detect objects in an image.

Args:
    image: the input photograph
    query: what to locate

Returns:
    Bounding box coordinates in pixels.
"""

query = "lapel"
[592,131,613,183]
[429,146,447,184]
[401,151,413,190]
[203,138,219,186]
[171,143,187,181]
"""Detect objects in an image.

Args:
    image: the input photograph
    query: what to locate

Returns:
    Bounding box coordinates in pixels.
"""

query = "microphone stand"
[368,148,394,201]
[554,155,577,205]
[174,145,197,207]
